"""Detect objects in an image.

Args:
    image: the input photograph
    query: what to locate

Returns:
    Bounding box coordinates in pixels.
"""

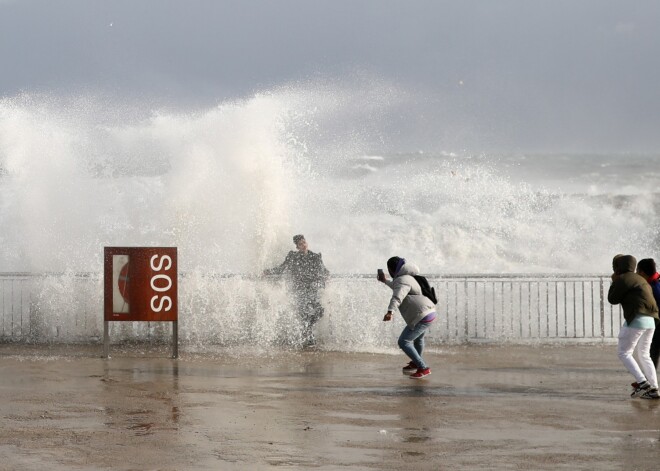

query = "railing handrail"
[323,273,609,280]
[0,272,610,280]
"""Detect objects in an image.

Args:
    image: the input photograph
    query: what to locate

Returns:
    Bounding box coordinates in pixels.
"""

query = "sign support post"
[172,321,178,359]
[103,321,110,358]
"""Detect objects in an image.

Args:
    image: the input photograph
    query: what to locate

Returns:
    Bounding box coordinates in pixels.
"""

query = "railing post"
[464,279,469,342]
[599,277,605,339]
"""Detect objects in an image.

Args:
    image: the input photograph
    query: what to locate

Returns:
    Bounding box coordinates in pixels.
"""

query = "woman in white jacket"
[378,257,437,379]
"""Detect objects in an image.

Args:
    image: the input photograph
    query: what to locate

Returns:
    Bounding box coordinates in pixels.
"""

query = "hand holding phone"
[377,269,385,282]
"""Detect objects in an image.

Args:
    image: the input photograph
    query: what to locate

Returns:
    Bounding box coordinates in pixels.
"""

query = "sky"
[1,0,659,153]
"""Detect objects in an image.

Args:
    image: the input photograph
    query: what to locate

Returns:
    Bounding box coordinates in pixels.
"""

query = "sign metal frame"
[103,247,178,358]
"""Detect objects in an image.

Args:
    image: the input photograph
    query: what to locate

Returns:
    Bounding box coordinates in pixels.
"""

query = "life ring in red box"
[118,262,130,303]
[104,247,177,322]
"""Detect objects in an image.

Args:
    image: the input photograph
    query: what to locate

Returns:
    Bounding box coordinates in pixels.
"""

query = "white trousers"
[617,325,658,388]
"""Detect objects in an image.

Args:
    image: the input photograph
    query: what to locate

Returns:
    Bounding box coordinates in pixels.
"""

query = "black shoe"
[631,381,651,398]
[302,337,317,348]
[640,388,660,400]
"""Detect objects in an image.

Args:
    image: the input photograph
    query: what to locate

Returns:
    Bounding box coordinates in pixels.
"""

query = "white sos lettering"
[150,254,173,312]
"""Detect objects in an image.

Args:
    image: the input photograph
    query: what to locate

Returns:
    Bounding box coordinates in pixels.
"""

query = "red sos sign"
[104,247,178,322]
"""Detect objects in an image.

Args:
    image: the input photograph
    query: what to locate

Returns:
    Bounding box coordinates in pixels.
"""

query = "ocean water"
[1,92,658,275]
[0,88,658,347]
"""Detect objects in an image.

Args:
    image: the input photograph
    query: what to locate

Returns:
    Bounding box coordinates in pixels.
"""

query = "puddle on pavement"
[128,422,155,435]
[327,412,400,421]
[403,435,432,443]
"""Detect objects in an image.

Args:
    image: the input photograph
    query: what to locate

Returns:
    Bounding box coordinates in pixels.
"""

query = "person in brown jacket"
[608,254,659,399]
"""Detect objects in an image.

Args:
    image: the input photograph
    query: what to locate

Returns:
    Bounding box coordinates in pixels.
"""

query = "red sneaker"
[402,362,417,375]
[410,367,431,379]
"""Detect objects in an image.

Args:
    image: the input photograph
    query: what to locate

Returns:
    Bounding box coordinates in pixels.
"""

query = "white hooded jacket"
[384,261,436,328]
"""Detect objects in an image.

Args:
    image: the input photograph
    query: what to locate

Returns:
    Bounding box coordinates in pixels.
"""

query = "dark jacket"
[607,255,659,324]
[264,250,329,290]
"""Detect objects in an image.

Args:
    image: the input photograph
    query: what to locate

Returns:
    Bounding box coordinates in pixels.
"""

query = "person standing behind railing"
[608,254,659,399]
[636,258,660,369]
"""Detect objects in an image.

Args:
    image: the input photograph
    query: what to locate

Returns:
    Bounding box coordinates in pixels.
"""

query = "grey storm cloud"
[1,0,659,152]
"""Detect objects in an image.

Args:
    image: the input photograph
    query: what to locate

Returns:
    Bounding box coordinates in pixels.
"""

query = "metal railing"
[0,272,622,344]
[0,274,31,340]
[422,274,620,342]
[0,272,101,342]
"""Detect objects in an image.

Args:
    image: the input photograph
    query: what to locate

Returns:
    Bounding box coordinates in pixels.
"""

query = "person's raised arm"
[263,252,293,276]
[607,277,625,305]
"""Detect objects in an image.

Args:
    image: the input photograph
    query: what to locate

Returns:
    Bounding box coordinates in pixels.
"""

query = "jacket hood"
[613,254,636,274]
[395,260,420,277]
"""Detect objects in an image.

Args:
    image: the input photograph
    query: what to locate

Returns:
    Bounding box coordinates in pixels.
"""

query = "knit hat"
[387,256,406,277]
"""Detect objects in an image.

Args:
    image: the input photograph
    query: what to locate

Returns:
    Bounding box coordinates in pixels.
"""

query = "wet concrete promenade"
[0,344,658,470]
